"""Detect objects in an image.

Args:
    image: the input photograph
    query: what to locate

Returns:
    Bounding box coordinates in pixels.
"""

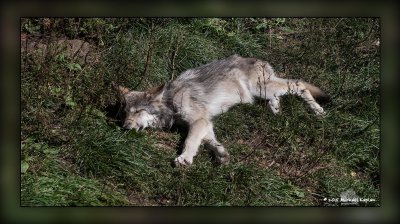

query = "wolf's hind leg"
[288,81,325,115]
[174,119,209,166]
[204,127,230,164]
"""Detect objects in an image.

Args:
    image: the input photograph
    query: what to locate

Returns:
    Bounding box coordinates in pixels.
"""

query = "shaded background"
[2,0,399,223]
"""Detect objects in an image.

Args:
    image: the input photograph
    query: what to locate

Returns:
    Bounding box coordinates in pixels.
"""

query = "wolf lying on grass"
[115,54,328,166]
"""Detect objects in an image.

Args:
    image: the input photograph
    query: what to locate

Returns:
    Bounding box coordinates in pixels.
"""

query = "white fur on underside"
[207,74,254,117]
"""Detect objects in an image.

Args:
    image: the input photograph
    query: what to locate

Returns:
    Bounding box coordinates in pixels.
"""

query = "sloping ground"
[21,18,380,206]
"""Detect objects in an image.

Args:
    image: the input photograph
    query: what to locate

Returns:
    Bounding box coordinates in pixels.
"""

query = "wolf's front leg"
[204,126,230,164]
[268,96,281,114]
[174,119,209,166]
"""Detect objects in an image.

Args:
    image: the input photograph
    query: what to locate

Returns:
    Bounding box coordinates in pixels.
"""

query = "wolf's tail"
[302,81,331,104]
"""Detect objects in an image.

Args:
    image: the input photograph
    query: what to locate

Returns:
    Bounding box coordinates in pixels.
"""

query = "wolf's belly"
[207,86,253,117]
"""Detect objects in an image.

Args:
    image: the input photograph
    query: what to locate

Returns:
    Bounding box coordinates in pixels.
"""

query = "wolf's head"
[114,83,172,131]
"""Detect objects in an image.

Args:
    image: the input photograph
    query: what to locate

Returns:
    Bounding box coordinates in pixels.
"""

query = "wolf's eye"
[136,109,146,114]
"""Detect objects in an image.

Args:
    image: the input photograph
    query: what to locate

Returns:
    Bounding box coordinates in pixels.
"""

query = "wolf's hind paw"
[217,153,230,165]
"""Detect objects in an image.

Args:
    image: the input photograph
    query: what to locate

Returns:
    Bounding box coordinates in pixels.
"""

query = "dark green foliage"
[21,18,380,206]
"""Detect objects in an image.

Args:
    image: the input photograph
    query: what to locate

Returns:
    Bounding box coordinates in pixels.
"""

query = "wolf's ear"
[112,82,130,96]
[118,86,130,95]
[150,84,166,102]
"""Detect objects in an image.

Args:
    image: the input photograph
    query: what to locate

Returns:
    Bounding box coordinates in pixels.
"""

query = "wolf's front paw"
[316,108,326,116]
[313,106,325,116]
[174,155,193,167]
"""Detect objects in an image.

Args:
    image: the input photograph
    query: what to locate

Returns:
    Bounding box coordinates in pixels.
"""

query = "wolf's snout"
[123,122,143,132]
[122,122,132,130]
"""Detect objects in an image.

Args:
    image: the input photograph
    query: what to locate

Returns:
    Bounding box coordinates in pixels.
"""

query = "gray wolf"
[115,54,328,166]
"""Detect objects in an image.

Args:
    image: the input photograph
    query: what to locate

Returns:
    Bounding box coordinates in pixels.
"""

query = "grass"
[21,18,380,206]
